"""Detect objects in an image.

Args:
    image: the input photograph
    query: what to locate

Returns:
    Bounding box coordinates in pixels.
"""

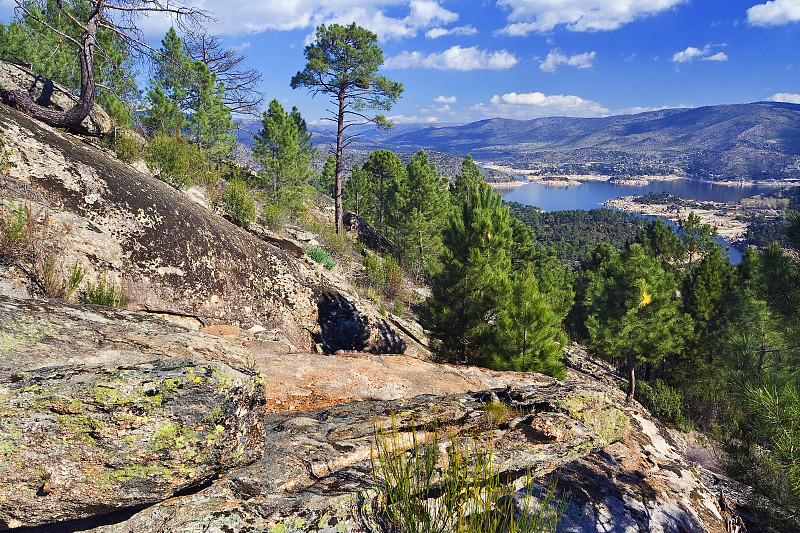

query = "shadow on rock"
[315,291,406,354]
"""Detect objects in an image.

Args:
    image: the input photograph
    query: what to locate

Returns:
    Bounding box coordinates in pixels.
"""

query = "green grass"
[369,411,567,533]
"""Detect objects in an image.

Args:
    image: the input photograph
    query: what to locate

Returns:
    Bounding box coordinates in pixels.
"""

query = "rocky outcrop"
[0,296,728,532]
[0,103,420,355]
[0,60,110,136]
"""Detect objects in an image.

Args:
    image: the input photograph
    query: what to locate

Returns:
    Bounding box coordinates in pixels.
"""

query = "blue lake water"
[501,179,782,264]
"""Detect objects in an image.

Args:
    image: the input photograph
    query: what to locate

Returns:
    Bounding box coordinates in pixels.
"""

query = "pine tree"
[363,149,406,236]
[395,150,448,280]
[343,165,373,219]
[253,99,314,223]
[423,182,511,365]
[310,155,336,196]
[450,155,482,206]
[144,28,191,136]
[584,243,693,404]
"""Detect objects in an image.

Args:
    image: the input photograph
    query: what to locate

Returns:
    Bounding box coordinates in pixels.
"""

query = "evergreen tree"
[343,165,373,219]
[144,28,191,136]
[253,99,315,223]
[423,182,511,365]
[583,243,692,404]
[677,212,718,271]
[395,150,448,279]
[363,149,406,236]
[637,218,681,267]
[494,266,566,378]
[310,155,336,196]
[450,155,482,206]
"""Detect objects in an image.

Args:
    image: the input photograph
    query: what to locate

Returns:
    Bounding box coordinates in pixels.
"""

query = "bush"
[101,129,143,164]
[0,202,35,262]
[79,276,128,308]
[38,254,83,300]
[223,179,256,229]
[636,379,693,432]
[306,246,336,270]
[369,413,567,532]
[145,134,219,189]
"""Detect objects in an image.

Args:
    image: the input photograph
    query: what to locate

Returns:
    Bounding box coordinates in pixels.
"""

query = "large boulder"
[0,103,422,355]
[0,60,111,136]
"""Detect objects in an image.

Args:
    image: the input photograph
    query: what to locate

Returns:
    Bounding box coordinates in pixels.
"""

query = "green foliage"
[309,154,336,196]
[253,99,315,225]
[450,155,483,206]
[363,149,406,236]
[291,22,404,234]
[38,254,84,300]
[361,252,402,298]
[144,28,235,159]
[394,150,449,280]
[424,182,567,377]
[79,276,127,308]
[582,243,692,402]
[370,414,566,533]
[100,129,143,164]
[507,203,648,262]
[144,134,219,190]
[636,380,693,432]
[222,179,255,229]
[0,202,34,262]
[343,164,373,219]
[306,246,336,270]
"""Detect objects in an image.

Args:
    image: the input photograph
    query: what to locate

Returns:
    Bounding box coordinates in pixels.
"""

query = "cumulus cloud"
[703,52,728,61]
[425,25,478,38]
[770,92,800,104]
[385,46,518,70]
[496,0,686,35]
[482,91,609,118]
[435,95,457,103]
[672,44,727,63]
[136,0,458,39]
[747,0,800,27]
[539,50,596,72]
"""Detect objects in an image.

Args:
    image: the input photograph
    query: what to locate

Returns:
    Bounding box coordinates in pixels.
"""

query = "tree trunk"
[626,355,636,405]
[334,92,345,235]
[2,3,99,131]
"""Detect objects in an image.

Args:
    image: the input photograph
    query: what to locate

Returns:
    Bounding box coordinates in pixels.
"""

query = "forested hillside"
[2,3,800,530]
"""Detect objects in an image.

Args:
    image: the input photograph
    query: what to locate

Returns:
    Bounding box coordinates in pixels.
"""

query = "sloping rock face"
[0,296,727,533]
[0,60,110,136]
[0,103,419,355]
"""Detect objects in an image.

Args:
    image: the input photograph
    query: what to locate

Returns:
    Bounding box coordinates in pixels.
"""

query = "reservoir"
[501,178,784,264]
[501,178,779,212]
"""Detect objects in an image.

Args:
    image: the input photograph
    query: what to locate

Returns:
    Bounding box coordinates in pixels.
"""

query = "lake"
[501,178,783,264]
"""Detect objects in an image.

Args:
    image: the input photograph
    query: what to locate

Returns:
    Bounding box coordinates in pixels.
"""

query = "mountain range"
[294,102,800,182]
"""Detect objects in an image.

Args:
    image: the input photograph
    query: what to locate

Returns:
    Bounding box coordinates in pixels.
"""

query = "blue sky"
[2,0,800,124]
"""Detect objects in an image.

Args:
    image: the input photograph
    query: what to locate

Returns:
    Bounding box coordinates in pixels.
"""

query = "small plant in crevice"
[304,245,336,270]
[38,254,84,300]
[79,276,128,308]
[368,412,567,533]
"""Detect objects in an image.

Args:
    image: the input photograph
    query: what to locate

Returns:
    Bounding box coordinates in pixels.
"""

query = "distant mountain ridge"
[326,102,800,181]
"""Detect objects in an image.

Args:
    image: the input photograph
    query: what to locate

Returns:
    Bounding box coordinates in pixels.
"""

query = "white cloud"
[385,46,518,70]
[539,50,596,72]
[770,92,800,103]
[672,46,706,63]
[135,1,459,39]
[483,91,609,118]
[425,25,478,38]
[747,0,800,26]
[672,44,727,63]
[703,52,728,61]
[434,95,457,103]
[496,0,686,34]
[387,114,440,123]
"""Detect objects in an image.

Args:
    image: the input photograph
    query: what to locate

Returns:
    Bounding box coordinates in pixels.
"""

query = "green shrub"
[101,129,143,164]
[307,246,336,270]
[392,299,404,317]
[384,255,403,298]
[223,179,256,229]
[636,379,693,432]
[80,276,128,308]
[145,134,219,189]
[370,413,567,533]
